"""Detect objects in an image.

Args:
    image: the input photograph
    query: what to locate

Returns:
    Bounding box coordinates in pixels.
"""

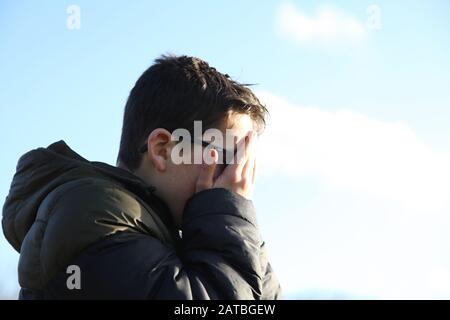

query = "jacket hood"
[2,140,170,252]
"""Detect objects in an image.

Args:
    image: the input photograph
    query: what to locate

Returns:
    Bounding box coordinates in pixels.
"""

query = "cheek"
[171,164,202,197]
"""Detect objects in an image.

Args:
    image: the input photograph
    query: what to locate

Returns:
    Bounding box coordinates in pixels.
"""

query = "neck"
[117,161,130,172]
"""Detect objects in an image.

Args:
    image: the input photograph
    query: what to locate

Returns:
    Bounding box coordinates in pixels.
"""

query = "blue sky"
[1,1,450,299]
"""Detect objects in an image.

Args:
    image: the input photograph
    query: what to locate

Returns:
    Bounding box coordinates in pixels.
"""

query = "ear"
[144,128,172,172]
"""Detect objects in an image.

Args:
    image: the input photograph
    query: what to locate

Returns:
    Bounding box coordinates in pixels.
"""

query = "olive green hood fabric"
[2,140,177,290]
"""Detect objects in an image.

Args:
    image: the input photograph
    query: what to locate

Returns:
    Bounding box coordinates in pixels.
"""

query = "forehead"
[220,113,255,140]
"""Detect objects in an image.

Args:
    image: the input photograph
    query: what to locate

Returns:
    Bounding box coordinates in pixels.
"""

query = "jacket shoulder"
[19,177,172,290]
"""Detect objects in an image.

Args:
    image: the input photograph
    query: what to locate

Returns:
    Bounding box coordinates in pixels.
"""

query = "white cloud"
[256,91,450,212]
[254,91,450,298]
[277,3,366,45]
[426,267,450,297]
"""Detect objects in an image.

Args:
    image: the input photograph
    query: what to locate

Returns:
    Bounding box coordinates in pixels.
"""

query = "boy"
[2,55,281,299]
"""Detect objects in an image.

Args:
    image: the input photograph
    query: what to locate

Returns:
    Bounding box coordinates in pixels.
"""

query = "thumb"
[195,149,218,192]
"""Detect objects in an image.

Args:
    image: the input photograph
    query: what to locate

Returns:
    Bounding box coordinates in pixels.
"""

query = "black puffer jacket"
[2,140,281,299]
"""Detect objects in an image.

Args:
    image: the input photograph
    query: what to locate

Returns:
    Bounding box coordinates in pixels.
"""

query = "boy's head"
[117,55,267,226]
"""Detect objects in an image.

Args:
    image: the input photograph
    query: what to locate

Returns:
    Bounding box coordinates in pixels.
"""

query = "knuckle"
[231,172,241,182]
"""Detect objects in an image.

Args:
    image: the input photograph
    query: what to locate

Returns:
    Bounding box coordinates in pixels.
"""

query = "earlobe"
[147,128,172,172]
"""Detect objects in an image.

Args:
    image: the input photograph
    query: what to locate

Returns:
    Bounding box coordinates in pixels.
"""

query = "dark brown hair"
[117,54,268,171]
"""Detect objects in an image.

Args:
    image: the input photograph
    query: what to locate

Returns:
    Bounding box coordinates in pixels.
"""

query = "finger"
[195,149,218,192]
[238,131,256,179]
[219,131,253,184]
[251,135,258,185]
[252,158,257,185]
[242,133,256,181]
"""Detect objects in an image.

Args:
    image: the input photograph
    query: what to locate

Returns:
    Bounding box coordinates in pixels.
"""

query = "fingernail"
[210,149,217,163]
